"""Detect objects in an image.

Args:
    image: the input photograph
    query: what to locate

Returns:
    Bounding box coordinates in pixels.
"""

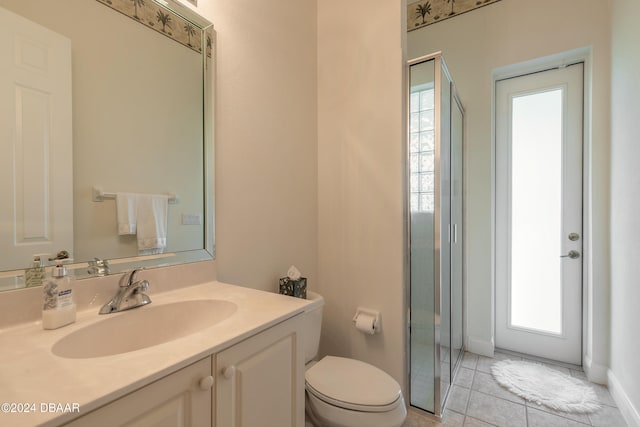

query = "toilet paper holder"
[352,307,381,334]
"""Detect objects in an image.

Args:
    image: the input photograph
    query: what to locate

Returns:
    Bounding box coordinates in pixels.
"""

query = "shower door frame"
[405,52,465,419]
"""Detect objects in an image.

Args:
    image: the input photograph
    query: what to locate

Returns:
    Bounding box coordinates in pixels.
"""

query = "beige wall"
[610,0,640,423]
[192,0,406,392]
[408,0,612,380]
[201,0,318,292]
[317,0,406,388]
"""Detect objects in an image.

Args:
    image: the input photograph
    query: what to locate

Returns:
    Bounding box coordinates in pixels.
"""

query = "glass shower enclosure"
[407,52,464,417]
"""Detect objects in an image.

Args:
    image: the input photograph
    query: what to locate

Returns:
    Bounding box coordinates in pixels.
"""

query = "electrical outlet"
[182,213,202,225]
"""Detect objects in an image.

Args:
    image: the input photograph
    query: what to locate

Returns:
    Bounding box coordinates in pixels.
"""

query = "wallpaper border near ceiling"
[95,0,212,56]
[408,0,502,31]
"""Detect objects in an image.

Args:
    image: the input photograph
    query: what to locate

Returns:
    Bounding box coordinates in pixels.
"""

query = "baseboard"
[466,336,494,357]
[583,354,608,385]
[608,370,640,427]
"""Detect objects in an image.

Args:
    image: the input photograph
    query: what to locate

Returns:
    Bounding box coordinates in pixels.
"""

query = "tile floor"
[403,351,628,427]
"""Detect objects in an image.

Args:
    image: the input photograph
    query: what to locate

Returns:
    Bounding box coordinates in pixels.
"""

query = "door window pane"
[510,88,563,334]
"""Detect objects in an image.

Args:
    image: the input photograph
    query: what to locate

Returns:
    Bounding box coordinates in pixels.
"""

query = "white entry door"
[495,63,583,365]
[0,6,73,268]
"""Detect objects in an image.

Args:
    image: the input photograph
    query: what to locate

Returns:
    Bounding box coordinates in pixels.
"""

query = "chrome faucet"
[99,269,152,314]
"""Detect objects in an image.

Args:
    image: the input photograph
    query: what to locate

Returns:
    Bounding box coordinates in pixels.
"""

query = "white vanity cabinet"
[64,357,213,427]
[215,315,305,427]
[62,315,304,427]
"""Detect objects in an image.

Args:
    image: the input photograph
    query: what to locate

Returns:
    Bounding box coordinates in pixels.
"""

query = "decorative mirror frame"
[85,0,216,279]
[0,0,215,289]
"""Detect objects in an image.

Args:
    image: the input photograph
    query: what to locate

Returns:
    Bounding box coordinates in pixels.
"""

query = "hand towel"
[136,194,169,255]
[116,193,137,235]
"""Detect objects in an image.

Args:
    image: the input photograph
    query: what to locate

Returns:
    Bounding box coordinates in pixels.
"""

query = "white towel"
[116,193,137,235]
[136,194,169,255]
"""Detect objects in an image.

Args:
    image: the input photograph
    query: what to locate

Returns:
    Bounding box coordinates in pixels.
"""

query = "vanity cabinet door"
[215,316,304,427]
[64,357,212,427]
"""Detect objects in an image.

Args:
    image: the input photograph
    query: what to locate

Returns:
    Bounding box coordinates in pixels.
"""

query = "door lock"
[568,232,580,241]
[560,250,580,259]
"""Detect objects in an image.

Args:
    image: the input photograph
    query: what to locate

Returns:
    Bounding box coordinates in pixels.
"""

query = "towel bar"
[92,186,178,203]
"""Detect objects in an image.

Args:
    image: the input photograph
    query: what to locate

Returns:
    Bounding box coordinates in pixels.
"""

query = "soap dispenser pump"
[42,259,76,330]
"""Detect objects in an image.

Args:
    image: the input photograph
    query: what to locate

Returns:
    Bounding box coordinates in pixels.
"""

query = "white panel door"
[0,6,73,268]
[495,64,583,364]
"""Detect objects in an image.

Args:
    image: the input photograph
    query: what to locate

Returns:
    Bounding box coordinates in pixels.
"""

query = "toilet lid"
[305,356,402,410]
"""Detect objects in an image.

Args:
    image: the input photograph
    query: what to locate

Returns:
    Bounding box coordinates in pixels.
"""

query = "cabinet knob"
[199,375,214,390]
[222,366,236,379]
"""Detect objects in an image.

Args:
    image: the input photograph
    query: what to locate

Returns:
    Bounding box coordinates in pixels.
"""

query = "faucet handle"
[137,279,149,293]
[120,268,143,287]
[88,257,110,276]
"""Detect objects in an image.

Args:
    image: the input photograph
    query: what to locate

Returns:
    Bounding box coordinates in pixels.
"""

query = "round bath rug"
[491,360,600,413]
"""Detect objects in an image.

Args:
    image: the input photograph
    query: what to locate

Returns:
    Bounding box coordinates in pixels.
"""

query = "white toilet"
[301,292,407,427]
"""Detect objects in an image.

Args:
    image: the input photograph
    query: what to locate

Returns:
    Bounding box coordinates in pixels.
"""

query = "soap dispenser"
[42,259,76,330]
[25,254,48,288]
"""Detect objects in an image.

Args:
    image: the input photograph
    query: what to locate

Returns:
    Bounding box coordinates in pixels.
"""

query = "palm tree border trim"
[407,0,502,31]
[95,0,212,57]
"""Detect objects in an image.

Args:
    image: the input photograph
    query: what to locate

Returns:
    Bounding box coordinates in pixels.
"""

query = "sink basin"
[52,299,237,359]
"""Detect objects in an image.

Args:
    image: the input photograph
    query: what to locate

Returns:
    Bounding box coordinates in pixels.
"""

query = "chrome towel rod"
[92,186,178,203]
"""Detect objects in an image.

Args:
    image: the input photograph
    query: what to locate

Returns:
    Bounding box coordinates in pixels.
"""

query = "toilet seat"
[306,383,402,413]
[305,356,403,412]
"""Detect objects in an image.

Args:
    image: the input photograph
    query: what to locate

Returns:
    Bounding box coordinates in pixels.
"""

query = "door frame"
[491,48,592,368]
[494,63,584,363]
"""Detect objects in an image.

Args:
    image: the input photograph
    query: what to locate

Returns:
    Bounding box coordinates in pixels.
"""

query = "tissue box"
[278,277,307,299]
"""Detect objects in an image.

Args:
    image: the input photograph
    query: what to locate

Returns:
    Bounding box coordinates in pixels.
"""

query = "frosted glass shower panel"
[408,53,464,417]
[409,58,436,414]
[439,62,452,408]
[450,96,464,378]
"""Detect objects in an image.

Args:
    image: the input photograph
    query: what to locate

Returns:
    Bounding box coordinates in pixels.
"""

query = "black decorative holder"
[278,277,307,299]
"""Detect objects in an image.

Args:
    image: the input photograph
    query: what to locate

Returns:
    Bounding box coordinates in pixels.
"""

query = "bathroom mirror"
[0,0,214,291]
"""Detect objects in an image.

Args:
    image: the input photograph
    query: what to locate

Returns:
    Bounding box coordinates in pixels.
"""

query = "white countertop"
[0,281,312,427]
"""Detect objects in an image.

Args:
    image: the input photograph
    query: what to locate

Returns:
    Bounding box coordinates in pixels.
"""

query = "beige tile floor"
[403,351,628,427]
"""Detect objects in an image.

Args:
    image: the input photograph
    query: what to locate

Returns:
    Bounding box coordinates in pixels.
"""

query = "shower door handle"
[560,250,580,259]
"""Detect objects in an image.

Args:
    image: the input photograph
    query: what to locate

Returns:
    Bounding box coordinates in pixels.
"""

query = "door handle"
[560,250,580,259]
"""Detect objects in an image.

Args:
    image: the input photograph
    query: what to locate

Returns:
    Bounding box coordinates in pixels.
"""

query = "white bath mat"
[491,360,600,413]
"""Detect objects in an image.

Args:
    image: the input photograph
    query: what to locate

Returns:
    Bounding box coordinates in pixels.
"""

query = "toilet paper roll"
[355,313,376,335]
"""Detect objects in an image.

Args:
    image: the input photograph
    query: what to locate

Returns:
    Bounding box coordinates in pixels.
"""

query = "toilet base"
[305,396,322,427]
[306,391,407,427]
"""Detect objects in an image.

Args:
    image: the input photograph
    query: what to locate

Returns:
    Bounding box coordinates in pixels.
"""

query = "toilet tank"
[301,291,324,364]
